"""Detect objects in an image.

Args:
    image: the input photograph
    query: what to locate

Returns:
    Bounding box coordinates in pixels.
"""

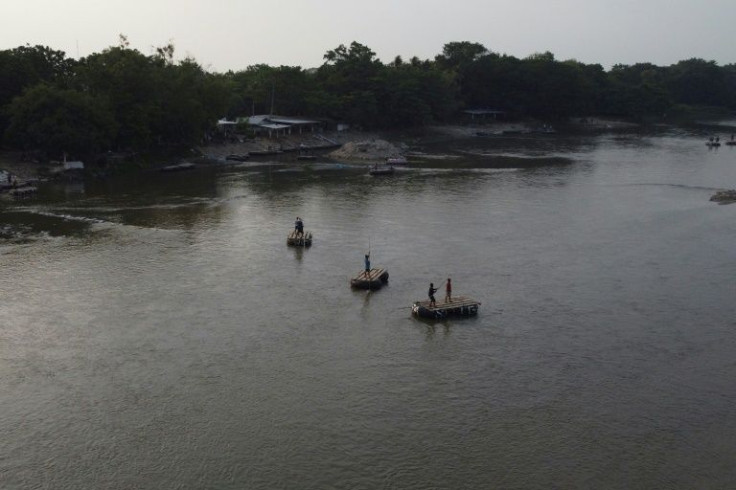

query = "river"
[1,127,735,489]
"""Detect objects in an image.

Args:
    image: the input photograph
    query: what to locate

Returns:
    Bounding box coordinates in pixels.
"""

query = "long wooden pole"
[367,236,372,289]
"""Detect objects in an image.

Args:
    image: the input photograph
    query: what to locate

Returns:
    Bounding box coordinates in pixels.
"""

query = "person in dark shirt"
[364,254,371,278]
[428,283,438,308]
[295,217,304,237]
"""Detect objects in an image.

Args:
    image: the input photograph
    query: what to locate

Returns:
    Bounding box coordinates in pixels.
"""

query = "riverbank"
[0,151,43,182]
[0,117,642,180]
[196,117,641,165]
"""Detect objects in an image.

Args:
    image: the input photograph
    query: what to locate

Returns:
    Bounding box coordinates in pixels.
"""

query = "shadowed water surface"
[1,129,735,489]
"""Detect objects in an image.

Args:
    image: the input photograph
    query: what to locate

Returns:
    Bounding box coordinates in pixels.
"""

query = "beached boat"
[350,268,389,289]
[287,230,312,247]
[369,164,395,176]
[411,296,481,319]
[160,162,195,172]
[250,149,283,156]
[296,154,317,161]
[225,153,249,161]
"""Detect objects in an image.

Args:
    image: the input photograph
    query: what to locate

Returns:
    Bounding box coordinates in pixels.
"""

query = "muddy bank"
[0,152,43,182]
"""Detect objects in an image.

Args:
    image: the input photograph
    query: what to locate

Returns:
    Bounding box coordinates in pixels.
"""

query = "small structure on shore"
[63,159,84,171]
[412,296,481,319]
[287,230,312,247]
[350,268,389,290]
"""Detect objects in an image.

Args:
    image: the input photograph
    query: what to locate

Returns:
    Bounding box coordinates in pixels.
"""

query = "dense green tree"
[665,58,727,107]
[4,83,116,158]
[435,42,488,72]
[0,45,75,134]
[153,58,231,145]
[721,64,736,109]
[603,63,672,117]
[229,64,317,117]
[316,42,385,126]
[75,43,230,149]
[2,38,736,160]
[75,46,160,149]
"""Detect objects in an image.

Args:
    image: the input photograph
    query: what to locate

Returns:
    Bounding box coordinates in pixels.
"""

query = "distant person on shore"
[295,217,304,237]
[428,283,438,308]
[445,278,452,303]
[364,254,371,278]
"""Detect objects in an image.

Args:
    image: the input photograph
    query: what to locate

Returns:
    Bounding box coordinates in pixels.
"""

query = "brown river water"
[1,128,735,489]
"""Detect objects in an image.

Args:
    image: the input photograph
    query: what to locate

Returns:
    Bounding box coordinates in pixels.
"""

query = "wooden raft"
[287,230,312,247]
[350,268,389,289]
[412,296,481,319]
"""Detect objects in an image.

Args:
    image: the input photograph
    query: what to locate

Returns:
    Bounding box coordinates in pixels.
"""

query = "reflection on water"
[1,129,736,489]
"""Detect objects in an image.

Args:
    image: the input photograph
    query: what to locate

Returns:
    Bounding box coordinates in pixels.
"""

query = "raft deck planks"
[287,230,312,247]
[350,267,389,289]
[412,296,481,319]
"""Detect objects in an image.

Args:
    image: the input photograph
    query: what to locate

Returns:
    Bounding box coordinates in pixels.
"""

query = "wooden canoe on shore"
[350,268,389,289]
[287,230,312,247]
[412,296,481,319]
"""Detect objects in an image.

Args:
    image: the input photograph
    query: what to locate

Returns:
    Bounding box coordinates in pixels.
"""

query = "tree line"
[1,38,734,160]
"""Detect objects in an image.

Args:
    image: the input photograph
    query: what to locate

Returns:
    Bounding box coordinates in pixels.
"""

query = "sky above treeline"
[3,0,733,71]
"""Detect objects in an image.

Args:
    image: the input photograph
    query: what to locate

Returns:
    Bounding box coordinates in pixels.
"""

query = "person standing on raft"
[428,283,438,308]
[364,254,371,278]
[444,278,452,303]
[295,217,304,237]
